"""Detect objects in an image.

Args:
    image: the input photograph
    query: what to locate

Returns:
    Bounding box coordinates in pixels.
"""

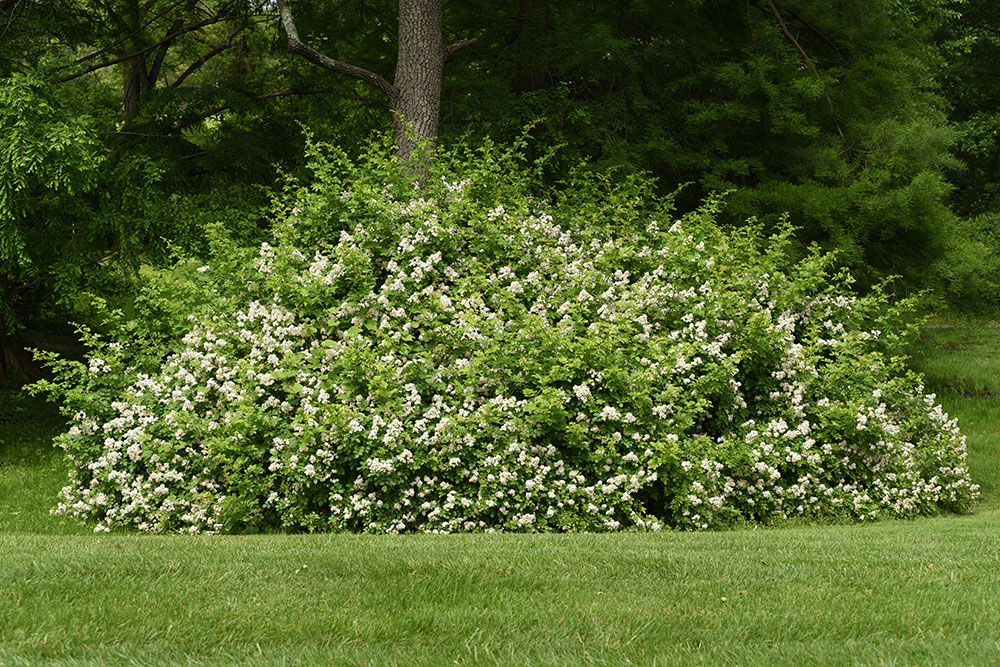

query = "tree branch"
[764,0,848,146]
[0,0,24,42]
[276,0,397,101]
[781,5,849,65]
[170,25,242,87]
[445,37,476,58]
[765,0,816,74]
[55,11,231,83]
[69,0,190,67]
[149,0,202,84]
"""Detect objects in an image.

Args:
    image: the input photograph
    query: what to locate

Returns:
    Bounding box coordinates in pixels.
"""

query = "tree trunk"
[123,55,153,125]
[391,0,444,163]
[119,0,198,124]
[278,0,462,165]
[0,316,38,386]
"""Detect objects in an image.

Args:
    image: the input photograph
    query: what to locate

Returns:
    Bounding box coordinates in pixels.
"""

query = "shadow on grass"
[0,383,89,535]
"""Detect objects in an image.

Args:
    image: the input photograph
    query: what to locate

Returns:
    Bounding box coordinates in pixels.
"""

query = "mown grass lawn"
[2,326,999,665]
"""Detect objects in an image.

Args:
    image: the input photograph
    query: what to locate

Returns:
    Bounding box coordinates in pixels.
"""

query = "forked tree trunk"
[278,0,468,166]
[118,0,198,125]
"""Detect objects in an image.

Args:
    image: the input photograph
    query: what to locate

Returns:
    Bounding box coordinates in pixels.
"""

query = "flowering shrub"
[33,141,979,534]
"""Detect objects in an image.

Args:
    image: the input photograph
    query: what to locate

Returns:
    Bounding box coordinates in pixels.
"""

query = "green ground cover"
[909,325,1000,505]
[1,326,998,665]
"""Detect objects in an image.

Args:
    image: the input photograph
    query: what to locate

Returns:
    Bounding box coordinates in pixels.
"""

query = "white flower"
[599,406,620,421]
[88,358,110,374]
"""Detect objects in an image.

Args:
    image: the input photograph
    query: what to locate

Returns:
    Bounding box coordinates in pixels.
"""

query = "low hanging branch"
[275,0,398,102]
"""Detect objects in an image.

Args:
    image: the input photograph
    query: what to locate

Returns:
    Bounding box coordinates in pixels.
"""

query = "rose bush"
[33,140,979,533]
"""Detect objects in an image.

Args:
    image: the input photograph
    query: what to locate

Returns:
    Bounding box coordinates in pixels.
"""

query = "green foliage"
[0,64,268,342]
[440,0,968,298]
[940,0,1000,216]
[32,142,977,534]
[3,0,997,333]
[0,71,103,331]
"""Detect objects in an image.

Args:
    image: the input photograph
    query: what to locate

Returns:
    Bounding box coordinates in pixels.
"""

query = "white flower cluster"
[47,156,978,534]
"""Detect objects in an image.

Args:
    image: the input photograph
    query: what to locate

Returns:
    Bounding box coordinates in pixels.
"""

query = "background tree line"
[2,0,999,383]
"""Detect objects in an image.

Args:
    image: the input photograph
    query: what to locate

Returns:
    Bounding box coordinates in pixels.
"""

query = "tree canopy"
[2,0,1000,381]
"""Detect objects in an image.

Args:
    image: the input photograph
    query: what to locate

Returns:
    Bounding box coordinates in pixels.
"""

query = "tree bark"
[277,0,452,165]
[391,0,443,162]
[123,54,154,124]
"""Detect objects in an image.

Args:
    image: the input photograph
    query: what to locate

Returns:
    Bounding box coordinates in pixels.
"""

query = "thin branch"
[276,0,397,101]
[766,0,816,73]
[69,0,190,67]
[55,11,230,83]
[781,5,848,65]
[764,0,848,146]
[170,25,242,87]
[0,0,23,42]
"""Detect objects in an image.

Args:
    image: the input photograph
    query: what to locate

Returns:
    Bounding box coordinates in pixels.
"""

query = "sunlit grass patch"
[910,325,1000,397]
[2,515,1000,665]
[909,326,1000,505]
[0,323,998,664]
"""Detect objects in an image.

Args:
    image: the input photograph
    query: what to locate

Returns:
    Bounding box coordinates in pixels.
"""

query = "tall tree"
[277,0,472,161]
